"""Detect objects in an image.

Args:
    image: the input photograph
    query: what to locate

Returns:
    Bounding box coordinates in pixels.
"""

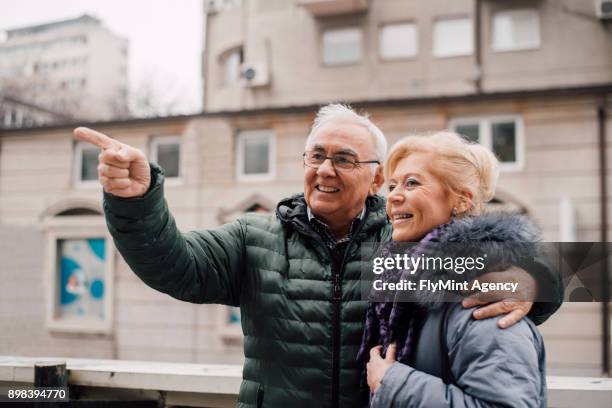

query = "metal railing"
[1,356,611,407]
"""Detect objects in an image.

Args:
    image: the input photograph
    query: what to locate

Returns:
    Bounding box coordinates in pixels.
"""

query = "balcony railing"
[1,356,612,407]
[297,0,368,17]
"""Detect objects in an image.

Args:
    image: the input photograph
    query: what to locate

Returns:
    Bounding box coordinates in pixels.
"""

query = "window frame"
[449,115,525,172]
[491,8,541,53]
[219,46,244,88]
[74,141,102,189]
[432,16,474,58]
[43,215,115,334]
[150,135,182,184]
[321,27,364,67]
[378,21,419,61]
[236,130,275,182]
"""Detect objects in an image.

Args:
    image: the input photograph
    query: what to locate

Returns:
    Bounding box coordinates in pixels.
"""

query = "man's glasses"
[303,150,380,172]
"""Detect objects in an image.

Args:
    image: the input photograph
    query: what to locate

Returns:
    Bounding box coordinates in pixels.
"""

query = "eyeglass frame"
[302,150,381,172]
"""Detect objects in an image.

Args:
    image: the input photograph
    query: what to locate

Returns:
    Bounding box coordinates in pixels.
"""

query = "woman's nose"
[388,188,404,204]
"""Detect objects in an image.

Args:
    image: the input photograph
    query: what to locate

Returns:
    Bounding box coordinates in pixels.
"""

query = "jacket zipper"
[330,217,368,408]
[291,212,369,408]
[292,224,341,408]
[331,257,342,408]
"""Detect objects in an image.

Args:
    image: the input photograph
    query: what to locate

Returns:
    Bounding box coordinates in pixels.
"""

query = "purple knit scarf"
[357,220,455,365]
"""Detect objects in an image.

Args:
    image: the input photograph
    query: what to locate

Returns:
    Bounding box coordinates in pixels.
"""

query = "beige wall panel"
[115,325,193,349]
[115,279,179,303]
[524,145,600,173]
[544,338,602,368]
[118,346,191,363]
[498,174,599,202]
[116,302,196,327]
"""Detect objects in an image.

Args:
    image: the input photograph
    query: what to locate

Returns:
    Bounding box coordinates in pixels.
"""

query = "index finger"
[386,343,397,361]
[369,345,383,360]
[74,127,121,150]
[498,308,528,329]
[462,289,504,308]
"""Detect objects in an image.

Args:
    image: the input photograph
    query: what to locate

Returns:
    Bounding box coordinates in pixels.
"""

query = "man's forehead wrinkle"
[309,144,358,156]
[335,148,358,156]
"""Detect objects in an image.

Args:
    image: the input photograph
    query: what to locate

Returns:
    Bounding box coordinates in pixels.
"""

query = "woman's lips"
[391,212,414,224]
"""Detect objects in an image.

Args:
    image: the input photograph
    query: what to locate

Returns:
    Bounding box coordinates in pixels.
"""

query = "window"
[379,22,418,60]
[43,208,114,334]
[221,47,243,87]
[450,116,524,170]
[237,130,275,181]
[492,9,540,52]
[433,17,473,57]
[151,136,181,179]
[74,141,100,185]
[322,28,362,65]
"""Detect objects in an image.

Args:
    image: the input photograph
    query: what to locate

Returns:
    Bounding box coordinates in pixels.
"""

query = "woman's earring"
[451,207,458,217]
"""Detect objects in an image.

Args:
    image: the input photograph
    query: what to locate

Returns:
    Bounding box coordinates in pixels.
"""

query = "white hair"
[306,103,388,163]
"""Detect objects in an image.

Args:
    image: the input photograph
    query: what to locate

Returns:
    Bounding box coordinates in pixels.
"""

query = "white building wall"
[0,15,128,121]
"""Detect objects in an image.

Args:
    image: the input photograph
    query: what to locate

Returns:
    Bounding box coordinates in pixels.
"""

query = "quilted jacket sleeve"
[527,255,563,325]
[103,163,245,306]
[371,306,546,408]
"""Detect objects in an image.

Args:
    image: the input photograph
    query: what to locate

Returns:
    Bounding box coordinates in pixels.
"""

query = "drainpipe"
[474,0,483,94]
[597,95,610,375]
[202,11,211,111]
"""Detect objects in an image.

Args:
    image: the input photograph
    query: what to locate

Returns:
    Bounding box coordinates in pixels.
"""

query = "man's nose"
[316,158,337,177]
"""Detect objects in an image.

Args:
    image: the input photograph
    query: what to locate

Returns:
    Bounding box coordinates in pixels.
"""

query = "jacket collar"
[276,193,389,238]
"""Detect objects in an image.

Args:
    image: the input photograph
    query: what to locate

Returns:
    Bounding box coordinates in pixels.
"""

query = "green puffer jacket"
[103,164,561,408]
[103,164,391,408]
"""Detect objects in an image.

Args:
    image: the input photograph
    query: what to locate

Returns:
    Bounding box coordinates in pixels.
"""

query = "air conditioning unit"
[204,0,240,14]
[240,63,270,88]
[204,0,221,14]
[596,0,612,19]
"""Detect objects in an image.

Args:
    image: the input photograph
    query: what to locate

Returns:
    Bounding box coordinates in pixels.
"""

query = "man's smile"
[316,184,340,193]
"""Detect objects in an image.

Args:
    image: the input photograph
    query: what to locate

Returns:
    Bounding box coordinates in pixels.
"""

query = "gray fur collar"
[385,212,541,309]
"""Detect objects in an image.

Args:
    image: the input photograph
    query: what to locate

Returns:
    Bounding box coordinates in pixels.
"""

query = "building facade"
[0,0,611,377]
[0,94,70,128]
[0,14,128,124]
[203,0,612,111]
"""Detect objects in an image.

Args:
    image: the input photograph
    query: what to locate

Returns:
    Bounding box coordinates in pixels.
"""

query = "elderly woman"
[358,131,546,408]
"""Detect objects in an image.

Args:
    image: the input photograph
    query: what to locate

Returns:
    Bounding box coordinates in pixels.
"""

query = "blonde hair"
[386,131,499,215]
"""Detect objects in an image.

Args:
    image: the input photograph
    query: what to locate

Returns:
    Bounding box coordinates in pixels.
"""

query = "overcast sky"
[0,0,203,114]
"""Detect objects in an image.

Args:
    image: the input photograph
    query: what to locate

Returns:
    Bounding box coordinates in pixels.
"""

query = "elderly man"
[75,104,560,408]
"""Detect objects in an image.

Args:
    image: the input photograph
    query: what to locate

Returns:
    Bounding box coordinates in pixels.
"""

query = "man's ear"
[369,165,385,195]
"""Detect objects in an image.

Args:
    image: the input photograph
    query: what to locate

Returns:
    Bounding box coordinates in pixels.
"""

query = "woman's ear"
[369,165,385,195]
[453,191,475,215]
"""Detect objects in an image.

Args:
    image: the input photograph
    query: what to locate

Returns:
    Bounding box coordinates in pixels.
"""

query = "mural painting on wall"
[229,307,241,325]
[58,238,106,319]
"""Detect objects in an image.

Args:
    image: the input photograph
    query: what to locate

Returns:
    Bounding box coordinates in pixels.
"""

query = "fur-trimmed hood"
[380,212,542,309]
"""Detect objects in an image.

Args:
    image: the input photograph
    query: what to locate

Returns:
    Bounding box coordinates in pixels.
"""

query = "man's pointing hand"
[74,127,151,198]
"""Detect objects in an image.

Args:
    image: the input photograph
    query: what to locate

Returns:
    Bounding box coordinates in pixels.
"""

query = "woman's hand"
[462,266,538,329]
[367,344,396,392]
